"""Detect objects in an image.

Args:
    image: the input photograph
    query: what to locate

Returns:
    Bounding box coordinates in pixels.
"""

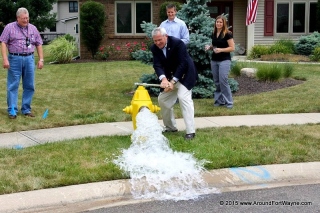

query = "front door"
[206,1,233,32]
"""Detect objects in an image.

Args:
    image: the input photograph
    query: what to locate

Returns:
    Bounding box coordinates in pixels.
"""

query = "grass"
[1,124,320,195]
[0,59,320,133]
[0,50,320,195]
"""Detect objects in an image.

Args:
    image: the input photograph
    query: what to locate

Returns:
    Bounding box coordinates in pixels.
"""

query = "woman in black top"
[205,15,235,108]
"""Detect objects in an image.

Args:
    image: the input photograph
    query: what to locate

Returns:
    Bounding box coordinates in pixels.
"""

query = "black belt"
[9,52,34,56]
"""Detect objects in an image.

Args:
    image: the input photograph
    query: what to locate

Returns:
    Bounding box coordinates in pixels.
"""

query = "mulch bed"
[233,75,304,96]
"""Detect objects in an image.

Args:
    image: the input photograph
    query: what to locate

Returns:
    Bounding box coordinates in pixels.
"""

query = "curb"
[0,162,319,213]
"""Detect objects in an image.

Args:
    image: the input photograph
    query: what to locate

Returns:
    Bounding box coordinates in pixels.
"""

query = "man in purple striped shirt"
[0,7,44,119]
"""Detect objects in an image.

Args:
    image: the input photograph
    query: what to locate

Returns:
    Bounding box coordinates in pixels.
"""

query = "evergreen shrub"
[80,1,105,58]
[295,32,320,56]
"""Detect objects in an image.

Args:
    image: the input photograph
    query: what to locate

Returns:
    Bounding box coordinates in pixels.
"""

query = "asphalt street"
[81,184,320,213]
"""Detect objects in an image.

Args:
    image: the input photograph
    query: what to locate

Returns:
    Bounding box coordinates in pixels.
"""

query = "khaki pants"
[158,82,195,134]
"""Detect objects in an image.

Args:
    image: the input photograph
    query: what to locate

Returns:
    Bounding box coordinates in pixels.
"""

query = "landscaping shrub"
[282,63,294,78]
[269,39,295,54]
[80,1,105,58]
[228,78,239,93]
[295,32,320,56]
[125,41,150,60]
[64,34,76,43]
[47,36,76,64]
[256,64,282,81]
[230,60,242,77]
[131,50,153,65]
[310,46,320,61]
[95,44,121,60]
[248,45,270,59]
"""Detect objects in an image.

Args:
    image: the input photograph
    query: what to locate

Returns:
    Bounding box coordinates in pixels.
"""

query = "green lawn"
[0,60,319,133]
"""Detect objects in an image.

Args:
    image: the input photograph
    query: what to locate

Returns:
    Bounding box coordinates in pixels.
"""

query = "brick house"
[73,0,318,59]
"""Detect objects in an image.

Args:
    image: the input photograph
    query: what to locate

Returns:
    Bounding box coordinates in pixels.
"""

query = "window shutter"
[264,0,274,36]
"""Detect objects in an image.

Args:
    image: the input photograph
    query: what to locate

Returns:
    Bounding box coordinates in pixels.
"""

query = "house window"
[50,24,56,32]
[69,1,78,13]
[276,3,288,33]
[293,3,305,33]
[116,1,152,35]
[309,2,317,33]
[276,0,316,34]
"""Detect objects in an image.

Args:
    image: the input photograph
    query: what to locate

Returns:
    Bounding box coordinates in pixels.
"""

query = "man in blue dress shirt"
[160,4,189,44]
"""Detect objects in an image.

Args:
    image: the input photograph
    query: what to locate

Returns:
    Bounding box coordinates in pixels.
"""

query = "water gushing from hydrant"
[113,108,217,201]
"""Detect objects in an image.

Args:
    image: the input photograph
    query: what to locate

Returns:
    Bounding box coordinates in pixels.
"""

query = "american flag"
[246,0,259,26]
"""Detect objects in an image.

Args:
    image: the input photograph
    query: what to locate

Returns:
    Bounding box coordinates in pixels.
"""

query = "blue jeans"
[210,60,233,106]
[7,54,35,115]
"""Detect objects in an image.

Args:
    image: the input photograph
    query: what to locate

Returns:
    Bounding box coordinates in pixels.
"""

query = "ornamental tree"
[80,1,106,58]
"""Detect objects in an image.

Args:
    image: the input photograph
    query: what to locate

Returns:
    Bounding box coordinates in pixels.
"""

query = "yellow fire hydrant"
[123,85,161,129]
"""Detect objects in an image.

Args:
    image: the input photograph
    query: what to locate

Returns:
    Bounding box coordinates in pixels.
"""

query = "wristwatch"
[39,59,44,62]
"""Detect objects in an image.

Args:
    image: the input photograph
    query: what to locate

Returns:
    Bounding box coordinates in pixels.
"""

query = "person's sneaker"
[184,133,195,140]
[24,113,35,117]
[9,115,17,119]
[214,103,226,107]
[226,105,233,109]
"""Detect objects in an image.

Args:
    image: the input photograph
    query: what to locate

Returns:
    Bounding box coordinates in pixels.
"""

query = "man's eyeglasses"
[26,37,30,47]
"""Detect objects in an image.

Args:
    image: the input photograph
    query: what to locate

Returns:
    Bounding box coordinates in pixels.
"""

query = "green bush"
[192,72,215,98]
[95,44,121,60]
[248,45,270,59]
[310,46,320,61]
[282,63,294,78]
[256,64,282,81]
[47,36,76,64]
[229,78,239,93]
[64,34,76,43]
[131,50,153,65]
[80,1,105,58]
[230,60,242,77]
[295,32,320,56]
[269,39,295,54]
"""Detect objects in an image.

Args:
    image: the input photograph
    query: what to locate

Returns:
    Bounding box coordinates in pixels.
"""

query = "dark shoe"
[9,115,17,119]
[163,128,178,133]
[214,103,226,107]
[24,113,35,117]
[184,133,195,140]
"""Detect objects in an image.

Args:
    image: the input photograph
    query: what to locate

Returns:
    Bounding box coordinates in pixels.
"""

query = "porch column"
[246,23,255,56]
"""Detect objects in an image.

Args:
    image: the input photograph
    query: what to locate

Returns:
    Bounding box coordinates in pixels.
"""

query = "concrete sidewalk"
[1,113,320,149]
[0,113,320,213]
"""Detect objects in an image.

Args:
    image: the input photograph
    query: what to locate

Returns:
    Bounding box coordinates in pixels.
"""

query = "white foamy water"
[113,107,218,201]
